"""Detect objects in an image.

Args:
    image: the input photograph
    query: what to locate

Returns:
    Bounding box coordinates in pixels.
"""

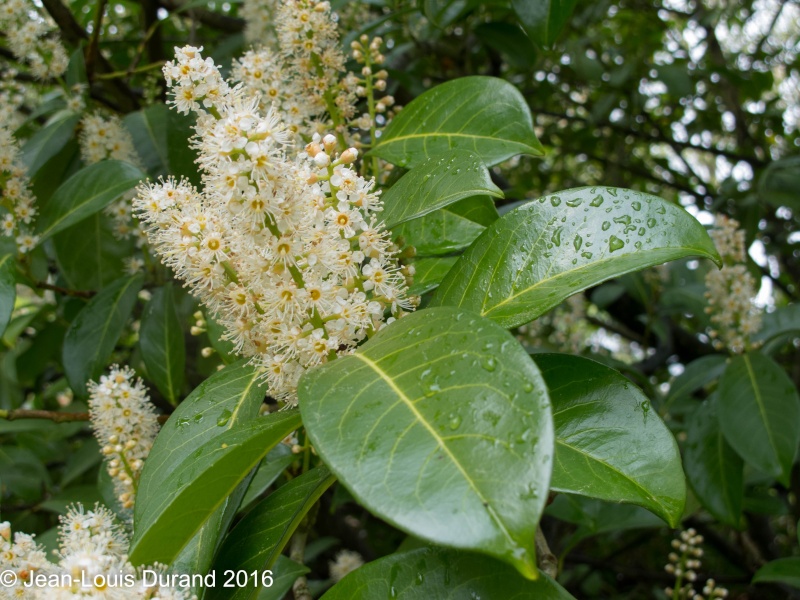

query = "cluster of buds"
[88,366,160,513]
[350,36,399,133]
[664,529,728,599]
[0,123,39,253]
[704,216,762,353]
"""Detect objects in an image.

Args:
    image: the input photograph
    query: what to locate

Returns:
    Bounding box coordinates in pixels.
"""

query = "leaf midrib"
[352,352,517,547]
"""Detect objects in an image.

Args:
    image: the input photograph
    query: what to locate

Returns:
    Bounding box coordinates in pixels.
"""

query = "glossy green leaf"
[256,556,309,600]
[0,255,16,338]
[684,396,743,528]
[129,410,300,565]
[408,257,458,296]
[240,445,296,512]
[53,212,133,290]
[513,0,577,48]
[62,275,143,395]
[423,0,468,28]
[664,354,727,408]
[718,352,800,486]
[20,114,80,177]
[380,150,502,228]
[432,187,721,328]
[753,558,800,589]
[207,466,336,600]
[65,48,87,87]
[123,103,200,185]
[392,207,486,256]
[139,285,185,405]
[371,76,543,169]
[754,303,800,345]
[37,160,145,242]
[132,360,267,565]
[322,547,575,599]
[299,307,553,578]
[534,353,685,526]
[205,311,238,364]
[475,22,537,69]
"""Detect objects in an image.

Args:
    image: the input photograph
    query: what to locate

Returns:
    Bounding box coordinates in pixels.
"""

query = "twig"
[0,409,169,424]
[34,281,96,299]
[536,527,558,579]
[85,0,108,82]
[289,504,319,600]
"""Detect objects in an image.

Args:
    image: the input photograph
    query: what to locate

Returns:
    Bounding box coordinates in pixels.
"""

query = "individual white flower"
[328,549,364,582]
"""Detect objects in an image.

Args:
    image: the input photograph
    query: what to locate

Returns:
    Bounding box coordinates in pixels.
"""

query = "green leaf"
[432,187,721,329]
[322,547,575,599]
[512,0,576,48]
[131,361,269,564]
[718,352,800,486]
[62,275,143,395]
[139,285,185,405]
[379,150,502,228]
[664,355,727,408]
[299,307,553,579]
[53,212,133,290]
[371,76,543,169]
[207,466,336,600]
[0,255,16,338]
[534,353,685,526]
[392,207,486,256]
[240,446,296,512]
[205,311,238,364]
[37,160,145,242]
[123,103,200,185]
[129,410,300,565]
[754,303,800,345]
[758,156,800,212]
[475,22,537,69]
[423,0,468,29]
[408,257,458,296]
[256,556,309,600]
[20,114,80,177]
[684,396,743,528]
[753,558,800,589]
[65,48,87,87]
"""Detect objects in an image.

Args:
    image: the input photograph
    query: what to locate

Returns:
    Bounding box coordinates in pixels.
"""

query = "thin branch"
[34,281,96,299]
[0,409,169,424]
[85,0,108,82]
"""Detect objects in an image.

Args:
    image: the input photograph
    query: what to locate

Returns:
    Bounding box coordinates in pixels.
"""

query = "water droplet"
[590,195,604,207]
[566,197,582,207]
[608,236,625,252]
[607,188,618,197]
[613,215,631,226]
[425,382,441,397]
[422,174,430,182]
[581,251,593,259]
[448,413,462,430]
[522,380,534,393]
[656,205,666,215]
[177,417,190,429]
[217,408,232,427]
[647,218,657,228]
[550,227,563,246]
[631,201,642,211]
[193,413,204,423]
[550,196,561,207]
[573,234,583,251]
[482,357,497,372]
[601,221,611,231]
[638,227,646,236]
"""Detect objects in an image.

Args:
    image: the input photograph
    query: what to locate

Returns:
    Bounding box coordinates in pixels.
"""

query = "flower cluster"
[135,47,415,401]
[79,113,144,243]
[516,294,590,355]
[0,68,29,130]
[0,123,39,252]
[88,366,160,513]
[664,528,728,599]
[328,549,364,582]
[232,0,358,141]
[0,0,68,79]
[705,216,761,353]
[1,505,194,599]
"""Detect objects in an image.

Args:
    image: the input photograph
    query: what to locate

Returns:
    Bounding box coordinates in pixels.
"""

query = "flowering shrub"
[0,1,798,599]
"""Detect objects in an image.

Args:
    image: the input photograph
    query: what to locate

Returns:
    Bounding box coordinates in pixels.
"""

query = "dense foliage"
[0,1,798,599]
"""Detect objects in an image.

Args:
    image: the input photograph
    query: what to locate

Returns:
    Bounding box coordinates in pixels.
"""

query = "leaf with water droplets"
[322,546,575,599]
[534,354,686,527]
[408,257,459,296]
[131,361,272,567]
[431,187,721,328]
[299,307,553,578]
[371,77,543,169]
[380,149,502,228]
